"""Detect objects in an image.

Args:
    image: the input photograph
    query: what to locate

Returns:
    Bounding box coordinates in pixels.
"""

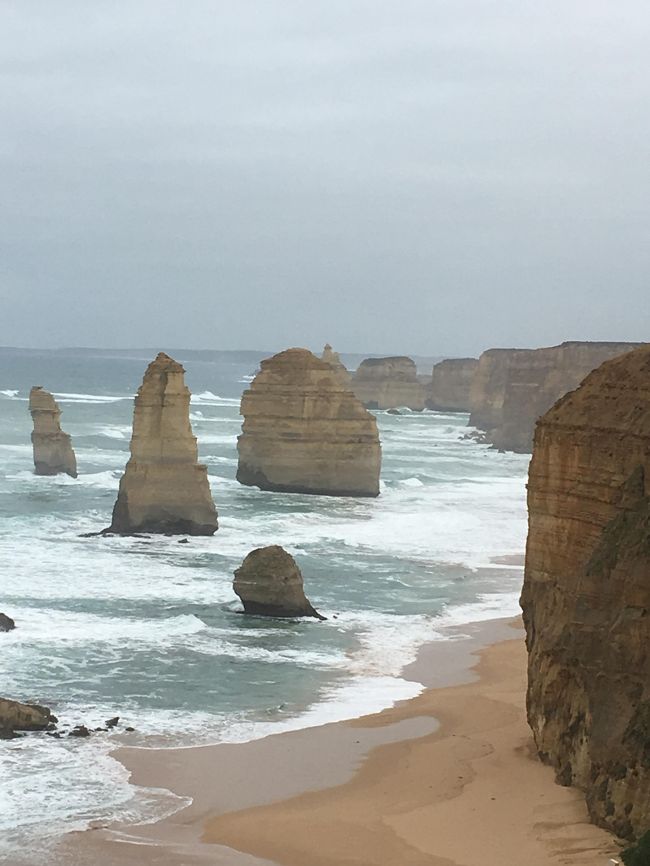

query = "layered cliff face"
[351,356,424,410]
[29,387,77,478]
[521,345,650,839]
[427,358,478,412]
[470,342,643,452]
[233,545,324,619]
[321,344,351,385]
[237,348,381,497]
[108,353,218,535]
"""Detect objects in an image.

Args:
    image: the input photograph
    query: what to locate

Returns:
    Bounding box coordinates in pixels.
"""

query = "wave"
[0,388,19,398]
[191,391,240,407]
[52,392,129,404]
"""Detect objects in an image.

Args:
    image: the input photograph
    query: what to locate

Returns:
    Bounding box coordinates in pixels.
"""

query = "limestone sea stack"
[233,545,325,619]
[469,341,643,452]
[237,348,381,497]
[321,343,351,385]
[521,345,650,839]
[108,353,218,535]
[351,356,425,410]
[28,387,77,478]
[427,358,478,412]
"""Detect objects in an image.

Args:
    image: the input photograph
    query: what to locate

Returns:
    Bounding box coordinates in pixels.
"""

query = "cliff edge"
[521,345,650,839]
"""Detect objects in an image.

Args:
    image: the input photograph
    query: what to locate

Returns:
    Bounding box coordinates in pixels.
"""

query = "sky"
[1,1,649,356]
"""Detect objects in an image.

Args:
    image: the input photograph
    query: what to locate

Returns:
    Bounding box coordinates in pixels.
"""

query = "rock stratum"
[469,341,643,452]
[237,348,381,497]
[233,545,324,619]
[108,353,218,535]
[521,345,650,839]
[351,356,425,410]
[29,387,77,478]
[427,358,478,412]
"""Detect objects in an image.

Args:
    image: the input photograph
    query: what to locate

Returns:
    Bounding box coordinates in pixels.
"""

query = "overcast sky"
[1,1,648,356]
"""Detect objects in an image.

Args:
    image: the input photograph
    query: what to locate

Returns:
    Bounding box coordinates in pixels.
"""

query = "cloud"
[1,0,649,354]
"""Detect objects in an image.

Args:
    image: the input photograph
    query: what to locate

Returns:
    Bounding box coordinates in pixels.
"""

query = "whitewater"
[0,348,530,861]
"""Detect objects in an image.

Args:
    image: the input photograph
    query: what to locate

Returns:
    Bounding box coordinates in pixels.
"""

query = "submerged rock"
[107,353,218,535]
[351,356,425,410]
[237,348,381,497]
[28,386,77,478]
[0,613,15,632]
[521,344,650,839]
[233,545,325,620]
[0,698,55,737]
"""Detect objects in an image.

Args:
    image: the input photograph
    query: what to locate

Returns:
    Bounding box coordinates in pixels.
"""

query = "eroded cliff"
[470,342,643,452]
[237,348,381,497]
[351,356,425,410]
[427,358,478,412]
[108,353,218,535]
[521,345,650,839]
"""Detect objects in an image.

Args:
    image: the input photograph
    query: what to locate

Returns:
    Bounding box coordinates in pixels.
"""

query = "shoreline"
[54,614,619,866]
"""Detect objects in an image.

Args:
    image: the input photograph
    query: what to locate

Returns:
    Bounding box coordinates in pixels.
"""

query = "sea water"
[0,348,530,860]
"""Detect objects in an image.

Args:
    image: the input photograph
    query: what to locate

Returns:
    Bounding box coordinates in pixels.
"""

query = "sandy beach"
[54,617,619,866]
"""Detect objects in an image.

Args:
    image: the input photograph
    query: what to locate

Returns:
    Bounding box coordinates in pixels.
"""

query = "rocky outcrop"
[0,613,15,632]
[233,545,324,619]
[28,387,77,478]
[321,344,351,385]
[108,353,218,535]
[237,348,381,497]
[427,358,478,412]
[521,345,650,840]
[0,698,55,738]
[351,356,425,410]
[469,342,643,452]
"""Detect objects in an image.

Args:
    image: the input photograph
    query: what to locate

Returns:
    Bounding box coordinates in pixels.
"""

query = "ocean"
[0,347,530,862]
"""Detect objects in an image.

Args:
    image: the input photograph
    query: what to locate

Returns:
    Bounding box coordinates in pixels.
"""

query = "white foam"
[52,392,128,404]
[0,388,19,397]
[191,391,240,407]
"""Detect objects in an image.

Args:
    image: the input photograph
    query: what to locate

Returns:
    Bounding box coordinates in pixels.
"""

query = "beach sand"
[58,618,619,866]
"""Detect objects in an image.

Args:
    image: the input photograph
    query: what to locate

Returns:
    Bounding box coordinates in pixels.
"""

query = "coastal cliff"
[351,356,425,410]
[427,358,478,412]
[28,387,77,478]
[469,342,643,452]
[521,345,650,839]
[237,348,381,497]
[108,353,218,535]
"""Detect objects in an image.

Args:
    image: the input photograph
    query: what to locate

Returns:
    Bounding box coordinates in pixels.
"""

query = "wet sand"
[57,618,618,866]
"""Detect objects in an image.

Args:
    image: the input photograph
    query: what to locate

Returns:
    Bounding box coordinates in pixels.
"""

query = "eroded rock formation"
[351,356,425,410]
[0,613,15,632]
[469,342,643,452]
[29,387,77,478]
[427,358,478,412]
[521,345,650,839]
[233,545,324,619]
[108,353,218,535]
[237,348,381,497]
[321,344,351,385]
[0,698,55,738]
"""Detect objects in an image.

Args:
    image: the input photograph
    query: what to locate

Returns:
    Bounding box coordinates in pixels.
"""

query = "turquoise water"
[0,348,530,859]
